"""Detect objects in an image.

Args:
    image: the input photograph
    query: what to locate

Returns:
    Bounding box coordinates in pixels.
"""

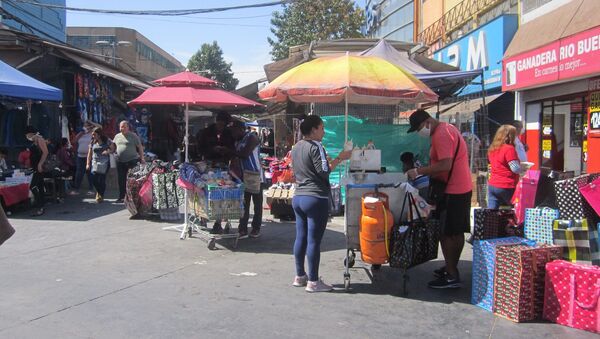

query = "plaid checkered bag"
[473,209,521,241]
[524,208,560,244]
[493,243,562,322]
[553,219,600,266]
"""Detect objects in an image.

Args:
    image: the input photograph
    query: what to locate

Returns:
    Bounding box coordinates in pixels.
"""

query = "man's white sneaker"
[305,278,333,292]
[293,275,308,287]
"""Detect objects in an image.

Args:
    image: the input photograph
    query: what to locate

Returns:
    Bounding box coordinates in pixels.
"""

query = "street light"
[95,40,132,67]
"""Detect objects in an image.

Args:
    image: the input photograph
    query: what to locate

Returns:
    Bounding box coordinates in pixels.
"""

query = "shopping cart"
[187,184,244,250]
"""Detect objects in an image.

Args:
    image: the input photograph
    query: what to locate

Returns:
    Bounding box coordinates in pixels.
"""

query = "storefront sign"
[504,25,600,91]
[433,15,518,95]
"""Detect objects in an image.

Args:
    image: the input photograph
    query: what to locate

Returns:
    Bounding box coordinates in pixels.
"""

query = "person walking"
[487,125,523,209]
[229,120,264,239]
[109,121,145,203]
[25,126,48,216]
[87,127,112,203]
[291,115,351,292]
[70,121,95,195]
[406,109,472,289]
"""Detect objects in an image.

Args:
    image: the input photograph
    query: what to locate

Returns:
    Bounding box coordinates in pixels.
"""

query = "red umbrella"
[153,70,217,87]
[128,86,262,108]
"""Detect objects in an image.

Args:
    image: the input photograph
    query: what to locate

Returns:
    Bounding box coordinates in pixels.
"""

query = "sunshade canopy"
[258,54,438,105]
[153,71,217,87]
[0,59,62,101]
[128,86,263,108]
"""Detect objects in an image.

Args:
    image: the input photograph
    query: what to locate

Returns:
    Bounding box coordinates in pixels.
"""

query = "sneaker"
[238,230,249,239]
[249,228,261,238]
[210,223,224,235]
[433,266,446,279]
[293,274,308,287]
[305,278,333,293]
[428,273,462,289]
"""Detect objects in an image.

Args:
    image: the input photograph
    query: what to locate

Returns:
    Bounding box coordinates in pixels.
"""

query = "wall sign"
[504,25,600,91]
[433,15,518,95]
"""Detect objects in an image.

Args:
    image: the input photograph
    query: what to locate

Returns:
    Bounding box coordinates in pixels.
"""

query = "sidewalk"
[0,196,595,339]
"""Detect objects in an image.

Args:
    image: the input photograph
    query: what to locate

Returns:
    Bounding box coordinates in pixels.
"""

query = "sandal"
[31,208,45,217]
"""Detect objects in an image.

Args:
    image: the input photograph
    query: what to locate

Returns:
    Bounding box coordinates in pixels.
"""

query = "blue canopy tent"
[0,59,62,101]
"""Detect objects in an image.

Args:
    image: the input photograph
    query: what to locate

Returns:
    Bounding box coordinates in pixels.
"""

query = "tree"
[187,41,239,91]
[268,0,365,61]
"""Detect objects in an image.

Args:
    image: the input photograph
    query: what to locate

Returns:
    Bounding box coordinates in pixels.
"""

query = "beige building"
[67,27,184,81]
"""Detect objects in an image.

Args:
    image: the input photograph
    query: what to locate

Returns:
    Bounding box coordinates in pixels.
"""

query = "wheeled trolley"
[185,184,244,250]
[343,177,411,294]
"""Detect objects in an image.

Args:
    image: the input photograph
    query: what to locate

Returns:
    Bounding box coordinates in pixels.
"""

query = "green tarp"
[321,115,430,175]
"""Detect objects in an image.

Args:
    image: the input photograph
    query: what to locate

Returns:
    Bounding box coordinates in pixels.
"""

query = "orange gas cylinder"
[359,192,393,265]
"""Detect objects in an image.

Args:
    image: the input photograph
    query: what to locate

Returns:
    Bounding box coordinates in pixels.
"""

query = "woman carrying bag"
[86,127,111,203]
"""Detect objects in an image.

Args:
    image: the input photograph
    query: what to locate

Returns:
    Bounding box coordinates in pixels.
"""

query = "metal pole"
[180,102,190,240]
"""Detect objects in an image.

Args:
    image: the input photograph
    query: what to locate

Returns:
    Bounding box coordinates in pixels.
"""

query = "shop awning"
[504,0,599,59]
[56,50,150,90]
[427,93,503,117]
[0,59,61,101]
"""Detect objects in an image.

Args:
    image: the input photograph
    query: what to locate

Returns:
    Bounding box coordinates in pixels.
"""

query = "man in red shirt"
[407,109,472,289]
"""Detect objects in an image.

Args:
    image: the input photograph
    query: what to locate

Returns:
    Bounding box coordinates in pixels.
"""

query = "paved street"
[0,195,596,339]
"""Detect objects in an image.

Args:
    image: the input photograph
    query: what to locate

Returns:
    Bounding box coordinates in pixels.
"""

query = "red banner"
[503,25,600,91]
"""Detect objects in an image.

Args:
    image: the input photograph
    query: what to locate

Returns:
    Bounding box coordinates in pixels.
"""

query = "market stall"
[258,54,440,292]
[129,71,263,247]
[0,59,62,209]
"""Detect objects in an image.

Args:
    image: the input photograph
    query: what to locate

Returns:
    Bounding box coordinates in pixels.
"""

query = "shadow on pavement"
[229,220,346,254]
[331,259,473,305]
[7,195,127,222]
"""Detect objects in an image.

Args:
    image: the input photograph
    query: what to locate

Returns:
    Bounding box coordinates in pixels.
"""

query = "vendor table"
[0,183,30,207]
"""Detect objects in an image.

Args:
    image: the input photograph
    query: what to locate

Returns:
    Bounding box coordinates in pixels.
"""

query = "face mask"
[417,123,430,138]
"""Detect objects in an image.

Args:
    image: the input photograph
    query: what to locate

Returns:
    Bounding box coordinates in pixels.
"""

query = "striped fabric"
[236,132,264,182]
[552,219,600,265]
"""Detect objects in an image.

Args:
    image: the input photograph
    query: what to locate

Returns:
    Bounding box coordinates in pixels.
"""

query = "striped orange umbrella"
[258,54,438,104]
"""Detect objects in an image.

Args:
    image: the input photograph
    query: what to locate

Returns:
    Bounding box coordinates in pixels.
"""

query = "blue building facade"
[0,0,66,42]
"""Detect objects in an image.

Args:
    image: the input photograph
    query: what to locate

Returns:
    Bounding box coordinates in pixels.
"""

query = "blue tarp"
[0,59,62,101]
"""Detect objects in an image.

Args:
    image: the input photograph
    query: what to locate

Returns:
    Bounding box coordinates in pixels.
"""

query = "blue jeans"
[74,156,93,191]
[487,185,515,209]
[292,195,329,281]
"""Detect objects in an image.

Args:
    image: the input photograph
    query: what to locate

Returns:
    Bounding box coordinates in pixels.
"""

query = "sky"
[65,0,288,88]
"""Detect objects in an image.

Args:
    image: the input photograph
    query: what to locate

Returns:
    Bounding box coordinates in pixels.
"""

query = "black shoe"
[210,223,224,234]
[115,198,124,203]
[428,273,462,289]
[249,228,261,238]
[433,266,446,279]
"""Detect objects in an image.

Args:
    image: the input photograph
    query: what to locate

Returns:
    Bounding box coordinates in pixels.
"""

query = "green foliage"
[187,41,239,91]
[268,0,366,61]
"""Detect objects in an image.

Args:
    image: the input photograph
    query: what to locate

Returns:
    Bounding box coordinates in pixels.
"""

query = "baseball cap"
[407,109,431,133]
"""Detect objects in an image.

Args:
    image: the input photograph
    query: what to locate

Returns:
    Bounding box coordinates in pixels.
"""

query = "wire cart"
[186,184,244,250]
[343,180,412,294]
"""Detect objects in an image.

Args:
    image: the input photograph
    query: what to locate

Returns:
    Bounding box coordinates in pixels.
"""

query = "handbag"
[580,177,600,217]
[92,159,109,174]
[243,170,261,194]
[42,154,61,173]
[473,208,521,241]
[389,191,439,269]
[427,139,460,205]
[512,170,541,225]
[524,207,560,244]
